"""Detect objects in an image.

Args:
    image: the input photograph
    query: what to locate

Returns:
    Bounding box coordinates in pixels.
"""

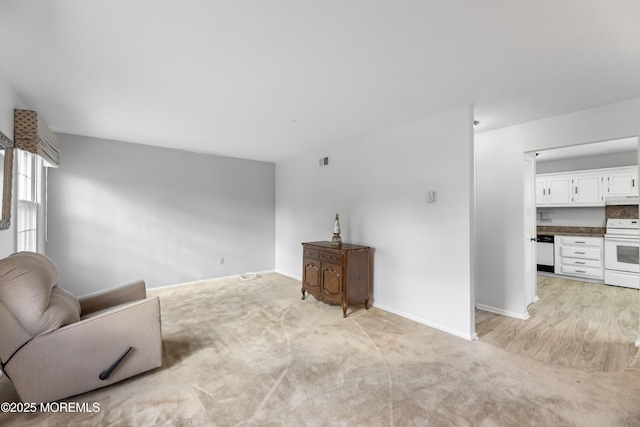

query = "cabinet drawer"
[559,265,603,279]
[303,249,344,263]
[559,236,602,247]
[318,251,344,263]
[303,249,321,259]
[560,246,601,260]
[560,257,601,268]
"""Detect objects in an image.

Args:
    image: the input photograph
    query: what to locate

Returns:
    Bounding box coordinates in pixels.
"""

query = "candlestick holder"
[331,213,342,246]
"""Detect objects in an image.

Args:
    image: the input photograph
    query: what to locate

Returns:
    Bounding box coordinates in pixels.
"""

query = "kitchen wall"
[475,97,640,319]
[536,207,605,227]
[275,106,476,340]
[536,151,637,174]
[47,134,275,295]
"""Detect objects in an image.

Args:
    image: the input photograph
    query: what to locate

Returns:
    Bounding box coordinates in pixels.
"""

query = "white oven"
[604,219,639,289]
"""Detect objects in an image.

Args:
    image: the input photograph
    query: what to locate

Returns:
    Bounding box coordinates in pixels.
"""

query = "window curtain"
[13,109,60,168]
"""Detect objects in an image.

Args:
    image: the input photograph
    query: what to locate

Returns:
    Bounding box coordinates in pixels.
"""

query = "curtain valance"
[14,109,60,167]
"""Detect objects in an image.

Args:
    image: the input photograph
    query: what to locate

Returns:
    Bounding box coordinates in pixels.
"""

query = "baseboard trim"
[476,303,530,320]
[274,271,301,281]
[150,270,278,291]
[373,302,477,341]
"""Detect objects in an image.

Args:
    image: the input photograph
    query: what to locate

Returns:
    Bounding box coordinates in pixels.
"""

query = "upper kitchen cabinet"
[536,166,637,207]
[536,176,573,205]
[573,174,604,205]
[606,168,638,197]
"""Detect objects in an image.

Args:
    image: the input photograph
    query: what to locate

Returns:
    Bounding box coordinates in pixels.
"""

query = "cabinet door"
[535,179,547,205]
[547,177,573,205]
[303,258,321,292]
[573,175,603,205]
[608,171,638,196]
[321,262,343,301]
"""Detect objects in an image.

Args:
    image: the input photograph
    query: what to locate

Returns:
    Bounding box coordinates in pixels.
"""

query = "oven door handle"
[605,236,639,243]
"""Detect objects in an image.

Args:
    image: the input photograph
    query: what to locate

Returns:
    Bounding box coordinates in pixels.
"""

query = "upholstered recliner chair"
[0,252,162,403]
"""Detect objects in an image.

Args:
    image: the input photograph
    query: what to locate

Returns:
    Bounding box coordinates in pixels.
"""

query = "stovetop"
[606,218,639,229]
[605,218,639,237]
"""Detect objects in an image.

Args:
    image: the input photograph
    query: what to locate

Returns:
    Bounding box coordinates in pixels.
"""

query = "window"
[16,150,43,252]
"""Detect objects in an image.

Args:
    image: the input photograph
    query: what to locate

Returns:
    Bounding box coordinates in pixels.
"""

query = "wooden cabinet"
[302,241,371,318]
[554,235,603,280]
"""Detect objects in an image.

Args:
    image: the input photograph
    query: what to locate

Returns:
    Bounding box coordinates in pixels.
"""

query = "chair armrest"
[78,280,147,316]
[4,296,162,404]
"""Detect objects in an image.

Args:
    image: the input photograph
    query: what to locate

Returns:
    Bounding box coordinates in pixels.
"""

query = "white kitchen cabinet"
[535,179,546,205]
[536,174,601,206]
[554,235,603,280]
[547,177,574,205]
[537,176,573,206]
[606,167,638,197]
[573,175,604,205]
[536,166,638,207]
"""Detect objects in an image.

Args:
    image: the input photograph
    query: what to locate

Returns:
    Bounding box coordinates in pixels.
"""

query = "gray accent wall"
[47,134,275,295]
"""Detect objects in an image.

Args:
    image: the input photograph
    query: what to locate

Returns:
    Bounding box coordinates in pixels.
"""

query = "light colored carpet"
[476,275,639,372]
[1,272,639,426]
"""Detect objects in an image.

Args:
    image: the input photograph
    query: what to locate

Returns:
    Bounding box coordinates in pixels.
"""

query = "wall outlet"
[218,257,224,265]
[318,156,330,167]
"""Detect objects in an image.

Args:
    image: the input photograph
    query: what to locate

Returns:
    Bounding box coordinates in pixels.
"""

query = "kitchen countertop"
[536,226,605,237]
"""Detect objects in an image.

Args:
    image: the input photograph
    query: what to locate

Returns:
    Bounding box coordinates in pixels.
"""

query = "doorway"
[527,136,638,289]
[516,136,640,364]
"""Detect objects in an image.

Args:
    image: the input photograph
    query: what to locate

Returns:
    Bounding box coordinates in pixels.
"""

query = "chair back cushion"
[0,252,80,363]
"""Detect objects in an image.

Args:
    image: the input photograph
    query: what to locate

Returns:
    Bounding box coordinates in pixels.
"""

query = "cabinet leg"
[364,298,370,309]
[342,303,348,318]
[301,288,306,300]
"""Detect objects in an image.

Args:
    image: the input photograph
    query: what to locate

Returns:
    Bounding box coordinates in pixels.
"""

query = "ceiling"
[1,1,639,163]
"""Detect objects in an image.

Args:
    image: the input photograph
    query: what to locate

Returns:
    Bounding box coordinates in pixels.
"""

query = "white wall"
[47,134,276,295]
[475,98,640,318]
[276,106,476,340]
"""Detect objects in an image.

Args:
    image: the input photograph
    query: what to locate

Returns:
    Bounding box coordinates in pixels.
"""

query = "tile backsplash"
[605,205,639,219]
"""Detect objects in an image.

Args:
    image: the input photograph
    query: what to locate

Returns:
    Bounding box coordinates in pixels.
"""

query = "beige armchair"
[0,252,162,403]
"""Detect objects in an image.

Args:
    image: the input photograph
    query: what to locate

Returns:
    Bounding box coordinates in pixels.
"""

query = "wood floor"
[476,275,639,372]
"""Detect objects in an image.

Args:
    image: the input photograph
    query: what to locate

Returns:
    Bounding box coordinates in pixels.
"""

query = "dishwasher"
[536,235,555,273]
